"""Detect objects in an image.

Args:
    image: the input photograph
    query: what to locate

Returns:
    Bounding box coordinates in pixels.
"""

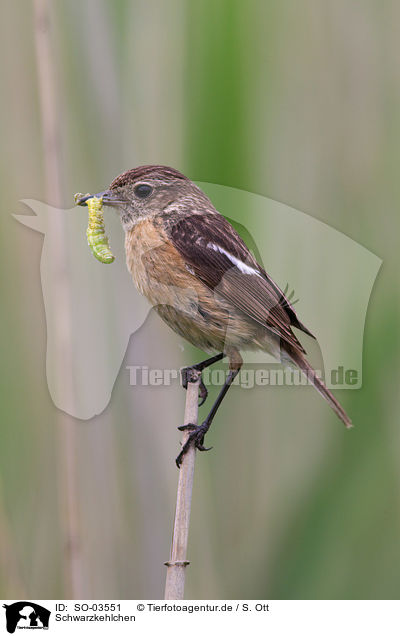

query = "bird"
[77,165,351,467]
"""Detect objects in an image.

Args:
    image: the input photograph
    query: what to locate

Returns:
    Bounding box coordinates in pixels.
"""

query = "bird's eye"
[134,184,153,199]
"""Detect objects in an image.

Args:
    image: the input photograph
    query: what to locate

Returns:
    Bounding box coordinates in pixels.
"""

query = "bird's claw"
[175,422,212,468]
[196,442,213,452]
[198,381,208,406]
[177,423,198,432]
[181,367,208,407]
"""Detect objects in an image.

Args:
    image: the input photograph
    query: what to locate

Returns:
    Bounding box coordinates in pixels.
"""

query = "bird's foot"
[175,421,212,468]
[180,366,208,406]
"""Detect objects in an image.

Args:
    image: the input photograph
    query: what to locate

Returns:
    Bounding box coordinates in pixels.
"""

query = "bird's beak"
[75,190,125,207]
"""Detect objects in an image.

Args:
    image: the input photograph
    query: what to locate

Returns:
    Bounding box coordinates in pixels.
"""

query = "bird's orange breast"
[125,217,203,306]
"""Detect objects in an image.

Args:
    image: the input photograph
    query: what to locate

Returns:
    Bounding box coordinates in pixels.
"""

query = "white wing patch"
[207,242,262,277]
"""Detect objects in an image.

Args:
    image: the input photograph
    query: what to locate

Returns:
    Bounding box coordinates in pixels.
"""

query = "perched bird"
[77,165,351,466]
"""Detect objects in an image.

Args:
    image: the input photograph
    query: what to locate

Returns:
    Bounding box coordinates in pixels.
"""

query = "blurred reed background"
[1,0,399,599]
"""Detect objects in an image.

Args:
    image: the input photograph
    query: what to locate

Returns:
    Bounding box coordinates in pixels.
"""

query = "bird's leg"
[181,352,225,406]
[176,356,242,468]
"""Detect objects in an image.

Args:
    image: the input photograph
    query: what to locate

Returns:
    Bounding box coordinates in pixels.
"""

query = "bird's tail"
[287,347,352,428]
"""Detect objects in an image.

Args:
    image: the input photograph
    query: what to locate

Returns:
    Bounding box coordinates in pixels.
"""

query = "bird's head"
[76,165,209,230]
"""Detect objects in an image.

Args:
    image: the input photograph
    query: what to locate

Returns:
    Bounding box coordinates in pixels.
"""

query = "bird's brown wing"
[164,212,312,354]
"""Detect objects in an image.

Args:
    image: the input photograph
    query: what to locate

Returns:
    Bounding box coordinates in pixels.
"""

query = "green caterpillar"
[75,194,115,264]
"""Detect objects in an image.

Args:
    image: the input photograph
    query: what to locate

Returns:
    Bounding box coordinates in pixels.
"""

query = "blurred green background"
[1,0,398,599]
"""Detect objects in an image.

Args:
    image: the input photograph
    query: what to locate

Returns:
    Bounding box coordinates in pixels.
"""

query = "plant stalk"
[164,371,200,600]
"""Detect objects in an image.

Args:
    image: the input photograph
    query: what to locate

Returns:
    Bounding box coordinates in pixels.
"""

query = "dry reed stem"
[164,371,200,599]
[33,0,83,596]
